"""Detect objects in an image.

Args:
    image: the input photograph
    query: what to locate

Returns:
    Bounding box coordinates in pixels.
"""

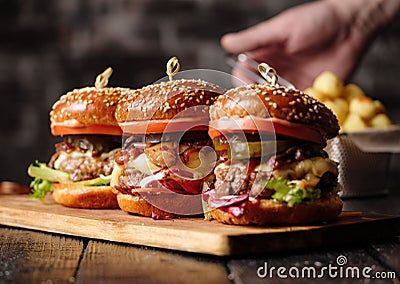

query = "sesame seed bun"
[207,83,342,226]
[115,79,225,123]
[50,87,135,136]
[210,84,339,140]
[210,194,343,225]
[47,87,133,209]
[113,79,224,217]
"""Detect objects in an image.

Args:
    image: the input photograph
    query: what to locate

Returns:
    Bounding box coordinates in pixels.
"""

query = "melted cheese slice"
[54,148,121,170]
[127,153,161,176]
[273,157,338,189]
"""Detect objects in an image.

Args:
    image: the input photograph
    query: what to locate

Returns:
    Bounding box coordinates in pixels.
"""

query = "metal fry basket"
[325,134,391,198]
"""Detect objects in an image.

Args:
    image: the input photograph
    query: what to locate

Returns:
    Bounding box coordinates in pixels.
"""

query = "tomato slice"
[120,117,210,134]
[51,124,123,136]
[209,116,325,144]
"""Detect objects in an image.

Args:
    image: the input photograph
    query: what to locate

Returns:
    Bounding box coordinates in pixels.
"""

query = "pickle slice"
[229,141,275,159]
[213,138,298,159]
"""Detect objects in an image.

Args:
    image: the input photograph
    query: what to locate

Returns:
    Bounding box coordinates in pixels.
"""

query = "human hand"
[221,1,371,90]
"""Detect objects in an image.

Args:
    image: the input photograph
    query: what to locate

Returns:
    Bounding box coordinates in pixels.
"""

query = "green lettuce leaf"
[266,178,321,207]
[28,161,70,183]
[74,175,111,186]
[27,161,111,201]
[30,177,54,201]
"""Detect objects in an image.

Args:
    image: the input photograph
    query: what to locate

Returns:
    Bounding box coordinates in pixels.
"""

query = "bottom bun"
[117,190,203,218]
[117,194,173,218]
[52,183,119,209]
[211,195,343,225]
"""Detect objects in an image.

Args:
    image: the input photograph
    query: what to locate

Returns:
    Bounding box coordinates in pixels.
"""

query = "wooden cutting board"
[0,194,399,256]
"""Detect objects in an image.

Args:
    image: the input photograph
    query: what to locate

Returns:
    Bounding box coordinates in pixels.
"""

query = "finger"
[238,49,280,74]
[221,20,286,54]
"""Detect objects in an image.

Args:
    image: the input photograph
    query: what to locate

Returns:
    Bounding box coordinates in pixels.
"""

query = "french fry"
[306,71,392,132]
[324,98,349,125]
[342,113,367,132]
[369,113,392,128]
[342,83,365,102]
[312,71,343,99]
[349,96,376,120]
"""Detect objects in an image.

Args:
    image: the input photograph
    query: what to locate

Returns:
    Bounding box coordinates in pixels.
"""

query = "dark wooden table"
[1,190,399,283]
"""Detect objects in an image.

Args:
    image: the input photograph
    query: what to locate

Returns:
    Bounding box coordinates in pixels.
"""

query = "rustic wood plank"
[75,240,230,284]
[1,195,399,256]
[0,225,84,283]
[228,247,396,283]
[368,236,400,278]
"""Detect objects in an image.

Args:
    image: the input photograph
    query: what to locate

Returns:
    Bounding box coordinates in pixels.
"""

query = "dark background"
[1,0,399,188]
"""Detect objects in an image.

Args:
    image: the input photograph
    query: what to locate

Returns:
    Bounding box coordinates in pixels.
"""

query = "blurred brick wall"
[0,0,399,186]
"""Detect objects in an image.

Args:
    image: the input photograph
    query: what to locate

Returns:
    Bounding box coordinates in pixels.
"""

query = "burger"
[28,84,134,209]
[205,83,343,225]
[112,79,225,218]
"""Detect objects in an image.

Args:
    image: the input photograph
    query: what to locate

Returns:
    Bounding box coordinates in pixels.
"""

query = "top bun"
[50,87,134,134]
[116,79,225,122]
[210,84,339,139]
